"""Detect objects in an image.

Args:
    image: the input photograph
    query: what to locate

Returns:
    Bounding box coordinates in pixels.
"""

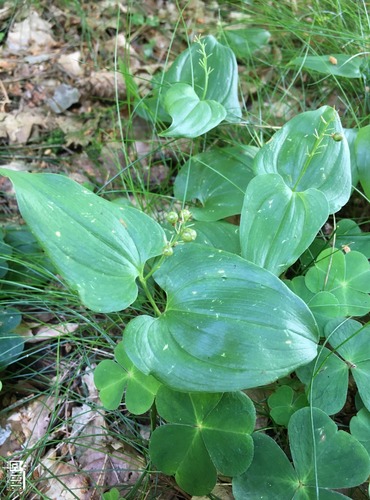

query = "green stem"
[140,275,161,317]
[150,401,158,432]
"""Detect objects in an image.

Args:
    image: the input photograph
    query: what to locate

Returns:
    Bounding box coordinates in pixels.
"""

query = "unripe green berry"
[331,132,343,142]
[181,228,197,242]
[180,209,192,222]
[163,245,174,256]
[166,211,179,224]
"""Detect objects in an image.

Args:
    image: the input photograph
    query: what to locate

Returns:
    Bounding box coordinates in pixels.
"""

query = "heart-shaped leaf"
[336,219,370,258]
[174,146,257,221]
[268,385,307,426]
[233,408,370,498]
[162,35,241,122]
[159,83,226,138]
[124,244,319,392]
[150,387,255,495]
[290,54,364,78]
[253,106,351,213]
[305,248,370,316]
[240,173,329,275]
[350,408,370,456]
[0,169,167,313]
[94,342,161,413]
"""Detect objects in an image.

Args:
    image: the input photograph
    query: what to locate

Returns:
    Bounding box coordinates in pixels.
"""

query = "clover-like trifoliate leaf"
[233,407,370,498]
[124,244,319,392]
[0,169,167,313]
[305,248,370,316]
[350,408,370,457]
[150,387,255,495]
[267,385,307,426]
[94,342,160,413]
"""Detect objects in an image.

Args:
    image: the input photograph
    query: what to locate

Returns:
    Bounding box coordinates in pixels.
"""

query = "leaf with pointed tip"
[0,169,166,313]
[124,244,319,392]
[221,28,271,59]
[290,54,364,78]
[159,83,226,138]
[240,173,329,275]
[253,106,351,213]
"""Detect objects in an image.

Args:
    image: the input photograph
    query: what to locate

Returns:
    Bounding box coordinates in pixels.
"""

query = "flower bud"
[181,228,197,242]
[166,211,179,224]
[180,209,192,222]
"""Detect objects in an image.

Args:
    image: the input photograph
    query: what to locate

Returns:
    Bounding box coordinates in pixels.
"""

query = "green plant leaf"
[0,170,166,313]
[290,54,364,78]
[240,173,329,275]
[233,408,370,498]
[336,218,370,258]
[221,28,271,59]
[94,341,160,413]
[268,385,307,426]
[0,308,24,370]
[149,387,255,495]
[159,83,227,138]
[290,407,370,489]
[355,124,370,199]
[0,230,12,278]
[191,220,241,254]
[305,248,370,316]
[253,106,351,213]
[343,128,360,186]
[324,318,370,412]
[350,408,370,456]
[162,35,241,122]
[124,244,319,392]
[296,346,348,415]
[174,146,257,221]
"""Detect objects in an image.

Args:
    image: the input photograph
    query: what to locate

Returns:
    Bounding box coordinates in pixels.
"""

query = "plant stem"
[140,275,162,316]
[150,401,158,432]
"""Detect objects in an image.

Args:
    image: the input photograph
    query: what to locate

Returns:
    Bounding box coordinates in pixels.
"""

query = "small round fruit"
[331,132,343,142]
[180,209,192,222]
[163,245,174,256]
[181,228,197,242]
[166,211,179,224]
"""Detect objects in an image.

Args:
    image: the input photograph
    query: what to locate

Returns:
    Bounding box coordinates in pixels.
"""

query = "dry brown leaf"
[0,109,46,143]
[6,10,56,54]
[77,71,126,99]
[57,51,83,78]
[26,323,80,343]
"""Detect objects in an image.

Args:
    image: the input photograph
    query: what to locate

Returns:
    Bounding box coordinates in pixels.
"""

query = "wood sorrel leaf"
[253,106,351,214]
[350,408,370,456]
[240,173,329,275]
[124,244,319,392]
[94,342,161,413]
[0,169,167,313]
[305,248,370,317]
[174,146,257,221]
[233,408,370,498]
[150,387,255,495]
[159,83,226,138]
[0,308,24,370]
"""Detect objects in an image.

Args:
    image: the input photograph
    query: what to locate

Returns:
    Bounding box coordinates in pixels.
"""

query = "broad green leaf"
[233,428,354,500]
[355,124,370,199]
[124,244,319,392]
[174,146,257,221]
[343,128,360,186]
[324,319,370,412]
[150,387,255,495]
[287,276,341,332]
[0,230,12,278]
[191,220,240,254]
[268,385,307,426]
[94,341,160,413]
[350,408,370,456]
[290,407,370,489]
[305,248,370,316]
[221,28,271,59]
[240,173,329,275]
[290,54,364,78]
[254,106,351,213]
[232,433,298,499]
[0,170,166,313]
[163,35,241,122]
[296,346,348,415]
[159,83,226,138]
[336,219,370,258]
[0,308,24,370]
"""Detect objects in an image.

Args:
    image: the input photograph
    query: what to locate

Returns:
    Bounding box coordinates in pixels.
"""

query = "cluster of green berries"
[163,209,197,256]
